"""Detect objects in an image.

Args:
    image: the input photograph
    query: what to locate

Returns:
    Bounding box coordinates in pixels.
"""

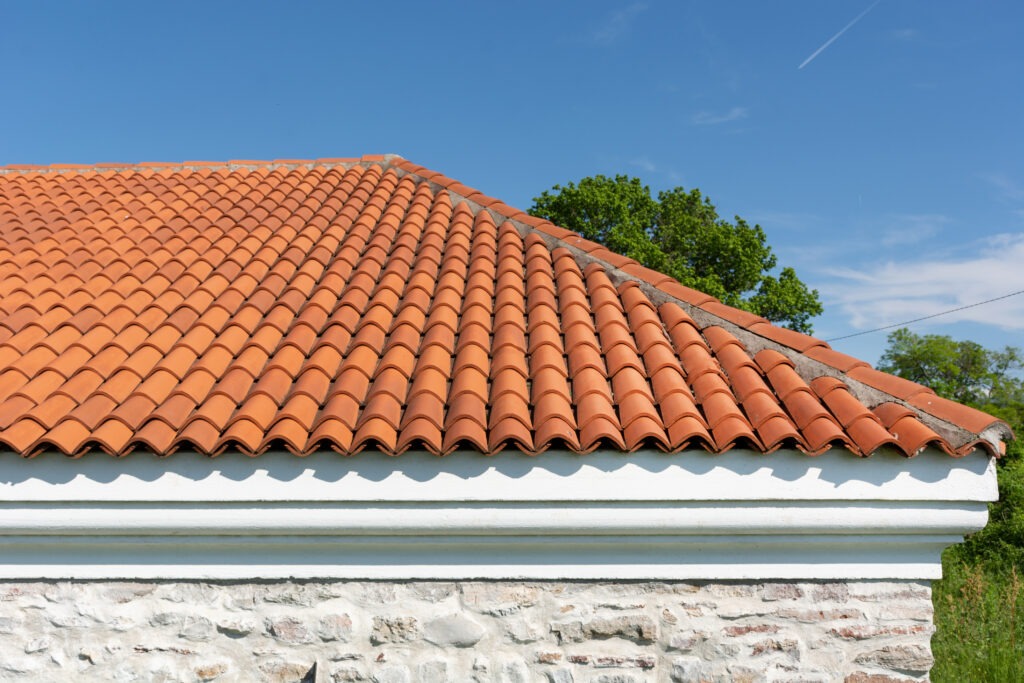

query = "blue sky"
[2,1,1022,365]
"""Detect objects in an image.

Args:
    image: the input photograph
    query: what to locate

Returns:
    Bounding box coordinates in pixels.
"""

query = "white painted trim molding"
[0,447,997,580]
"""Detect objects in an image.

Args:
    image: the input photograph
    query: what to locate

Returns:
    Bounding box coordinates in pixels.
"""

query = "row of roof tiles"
[0,159,1007,458]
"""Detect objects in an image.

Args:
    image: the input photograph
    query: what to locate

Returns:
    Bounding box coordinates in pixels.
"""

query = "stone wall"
[0,581,934,682]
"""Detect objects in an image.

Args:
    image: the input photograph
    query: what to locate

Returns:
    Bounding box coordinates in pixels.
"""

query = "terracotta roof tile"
[846,366,935,401]
[907,393,1004,435]
[0,158,1009,458]
[873,402,952,456]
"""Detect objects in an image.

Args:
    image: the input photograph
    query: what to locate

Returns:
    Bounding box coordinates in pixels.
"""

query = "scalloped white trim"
[0,447,996,579]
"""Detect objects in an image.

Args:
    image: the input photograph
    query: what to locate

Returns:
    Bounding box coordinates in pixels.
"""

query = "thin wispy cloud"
[821,233,1024,331]
[879,213,949,247]
[983,172,1024,202]
[691,107,748,126]
[626,157,685,184]
[798,0,882,70]
[693,14,743,95]
[591,2,647,46]
[628,157,657,173]
[889,28,918,42]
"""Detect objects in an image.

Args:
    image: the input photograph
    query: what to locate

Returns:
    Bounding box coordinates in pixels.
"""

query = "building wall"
[0,580,934,682]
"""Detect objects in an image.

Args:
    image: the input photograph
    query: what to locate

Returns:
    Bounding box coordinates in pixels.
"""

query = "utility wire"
[825,288,1024,342]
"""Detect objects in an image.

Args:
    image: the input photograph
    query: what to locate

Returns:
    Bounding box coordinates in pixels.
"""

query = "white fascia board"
[0,501,989,536]
[0,534,960,580]
[0,447,997,580]
[0,446,997,502]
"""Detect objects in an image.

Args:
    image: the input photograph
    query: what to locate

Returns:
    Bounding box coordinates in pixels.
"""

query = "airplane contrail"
[798,0,882,70]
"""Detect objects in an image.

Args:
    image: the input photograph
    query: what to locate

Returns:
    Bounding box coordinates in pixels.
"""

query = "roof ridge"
[388,158,1012,454]
[0,155,404,175]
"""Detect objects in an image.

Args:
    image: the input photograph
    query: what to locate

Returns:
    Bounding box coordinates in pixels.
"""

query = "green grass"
[931,559,1024,682]
[932,447,1024,682]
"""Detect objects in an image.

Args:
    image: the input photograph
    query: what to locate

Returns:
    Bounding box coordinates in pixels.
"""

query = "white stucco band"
[0,447,997,581]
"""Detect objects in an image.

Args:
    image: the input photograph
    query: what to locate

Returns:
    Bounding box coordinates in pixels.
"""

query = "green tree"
[529,175,823,333]
[879,328,1023,567]
[878,328,1024,408]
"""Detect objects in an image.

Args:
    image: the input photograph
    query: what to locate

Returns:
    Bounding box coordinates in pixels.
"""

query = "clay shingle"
[0,157,1010,458]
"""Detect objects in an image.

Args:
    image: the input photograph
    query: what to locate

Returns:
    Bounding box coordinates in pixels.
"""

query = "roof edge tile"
[390,159,1011,456]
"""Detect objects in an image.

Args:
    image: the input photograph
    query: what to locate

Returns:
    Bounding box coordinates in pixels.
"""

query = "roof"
[0,156,1010,459]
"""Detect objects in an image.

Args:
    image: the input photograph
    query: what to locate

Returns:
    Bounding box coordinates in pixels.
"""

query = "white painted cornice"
[0,448,997,580]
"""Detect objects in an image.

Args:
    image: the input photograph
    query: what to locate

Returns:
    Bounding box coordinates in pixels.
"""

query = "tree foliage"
[878,328,1024,408]
[529,175,823,334]
[879,328,1024,571]
[905,333,1024,682]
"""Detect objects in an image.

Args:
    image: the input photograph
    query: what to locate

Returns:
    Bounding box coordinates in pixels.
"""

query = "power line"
[825,288,1024,342]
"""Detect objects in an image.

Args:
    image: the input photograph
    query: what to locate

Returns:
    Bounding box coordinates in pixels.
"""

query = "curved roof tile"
[0,158,1011,458]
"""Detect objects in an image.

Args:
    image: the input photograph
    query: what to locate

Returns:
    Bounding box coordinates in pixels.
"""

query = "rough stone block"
[331,665,368,681]
[551,616,656,644]
[418,660,449,683]
[461,583,541,616]
[811,583,850,603]
[723,623,781,637]
[670,656,710,683]
[506,617,544,643]
[830,624,932,640]
[371,616,419,644]
[501,659,530,683]
[179,615,214,641]
[536,651,563,664]
[423,614,485,647]
[844,674,919,683]
[193,661,229,681]
[319,613,354,642]
[372,666,410,683]
[760,583,805,601]
[750,637,800,659]
[266,616,315,645]
[853,644,934,676]
[775,607,865,623]
[590,674,640,683]
[726,664,767,683]
[257,659,315,683]
[216,618,257,637]
[24,636,51,653]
